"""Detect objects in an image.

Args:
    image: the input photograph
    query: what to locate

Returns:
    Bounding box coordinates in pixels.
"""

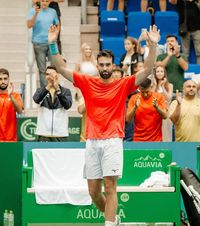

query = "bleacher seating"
[101,37,125,65]
[100,10,125,40]
[127,12,152,39]
[154,11,179,44]
[186,64,200,74]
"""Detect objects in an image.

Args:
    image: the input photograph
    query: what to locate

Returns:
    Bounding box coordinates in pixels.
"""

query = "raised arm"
[135,25,160,85]
[48,25,74,83]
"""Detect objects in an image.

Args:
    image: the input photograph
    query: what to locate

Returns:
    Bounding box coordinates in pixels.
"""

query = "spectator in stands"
[120,37,142,76]
[0,68,24,141]
[75,43,99,142]
[138,28,165,60]
[126,78,168,141]
[32,0,64,53]
[157,34,188,93]
[124,61,144,142]
[112,65,124,79]
[169,0,200,64]
[107,0,124,11]
[27,0,60,87]
[141,0,167,12]
[169,80,200,141]
[48,24,160,226]
[33,66,72,141]
[152,65,173,141]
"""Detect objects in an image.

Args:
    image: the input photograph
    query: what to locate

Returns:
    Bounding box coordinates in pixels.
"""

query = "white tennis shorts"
[83,138,123,179]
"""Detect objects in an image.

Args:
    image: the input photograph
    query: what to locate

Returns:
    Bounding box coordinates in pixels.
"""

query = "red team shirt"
[73,72,138,139]
[0,92,23,141]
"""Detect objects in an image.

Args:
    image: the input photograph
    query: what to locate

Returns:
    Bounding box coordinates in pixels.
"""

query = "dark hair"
[45,66,57,73]
[166,34,178,41]
[0,68,9,77]
[113,66,123,75]
[140,78,151,89]
[97,50,114,63]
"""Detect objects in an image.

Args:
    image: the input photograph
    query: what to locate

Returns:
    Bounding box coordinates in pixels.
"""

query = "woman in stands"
[107,0,124,11]
[120,37,142,76]
[75,43,99,142]
[152,64,173,141]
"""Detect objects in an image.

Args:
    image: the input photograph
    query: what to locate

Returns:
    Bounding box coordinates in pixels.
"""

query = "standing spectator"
[152,65,173,141]
[75,43,98,76]
[169,80,200,141]
[169,0,200,64]
[0,68,24,142]
[27,0,60,87]
[48,24,160,226]
[126,78,168,141]
[107,0,124,11]
[120,37,142,76]
[33,66,72,141]
[141,0,167,12]
[49,0,65,54]
[157,34,188,93]
[75,43,99,142]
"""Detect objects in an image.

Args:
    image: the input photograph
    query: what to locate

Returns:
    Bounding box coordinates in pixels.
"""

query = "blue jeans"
[33,43,52,87]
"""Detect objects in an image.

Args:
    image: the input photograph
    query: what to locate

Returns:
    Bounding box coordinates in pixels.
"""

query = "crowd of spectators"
[0,0,199,142]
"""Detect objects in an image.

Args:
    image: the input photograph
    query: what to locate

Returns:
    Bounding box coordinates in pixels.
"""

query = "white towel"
[32,148,92,205]
[139,171,170,188]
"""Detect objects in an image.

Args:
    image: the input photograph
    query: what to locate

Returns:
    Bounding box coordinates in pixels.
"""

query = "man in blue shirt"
[27,0,60,87]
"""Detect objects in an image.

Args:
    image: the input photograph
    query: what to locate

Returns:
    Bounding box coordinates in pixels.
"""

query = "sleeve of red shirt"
[13,93,24,109]
[125,75,139,96]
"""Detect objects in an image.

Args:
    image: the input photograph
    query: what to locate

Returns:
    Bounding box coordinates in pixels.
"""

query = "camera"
[35,1,41,8]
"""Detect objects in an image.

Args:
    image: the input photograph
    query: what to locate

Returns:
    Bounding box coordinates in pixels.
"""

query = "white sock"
[105,220,115,226]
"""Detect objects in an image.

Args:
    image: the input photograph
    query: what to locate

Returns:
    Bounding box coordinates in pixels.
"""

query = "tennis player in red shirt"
[48,25,160,226]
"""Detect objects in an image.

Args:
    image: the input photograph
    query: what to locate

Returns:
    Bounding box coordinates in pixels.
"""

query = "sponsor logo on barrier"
[20,119,37,141]
[133,153,165,168]
[120,193,129,202]
[76,204,126,220]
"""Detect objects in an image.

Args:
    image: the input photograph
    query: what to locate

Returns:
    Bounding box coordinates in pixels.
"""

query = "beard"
[0,84,8,90]
[99,70,112,79]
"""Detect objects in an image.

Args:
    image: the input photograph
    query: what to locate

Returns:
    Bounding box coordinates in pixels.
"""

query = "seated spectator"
[75,43,99,142]
[156,34,188,94]
[152,65,173,141]
[169,0,200,64]
[112,65,124,79]
[27,0,60,87]
[0,68,24,141]
[107,0,124,11]
[126,78,168,141]
[169,80,200,142]
[141,0,167,12]
[120,37,143,76]
[33,66,72,141]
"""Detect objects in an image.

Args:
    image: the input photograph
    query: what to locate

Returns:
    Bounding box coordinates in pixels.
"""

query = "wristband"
[49,42,59,55]
[176,55,181,59]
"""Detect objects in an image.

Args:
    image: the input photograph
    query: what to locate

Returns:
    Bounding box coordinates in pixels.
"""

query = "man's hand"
[135,95,141,108]
[48,25,59,43]
[7,83,14,96]
[52,73,59,90]
[146,25,160,45]
[152,96,158,109]
[176,89,182,105]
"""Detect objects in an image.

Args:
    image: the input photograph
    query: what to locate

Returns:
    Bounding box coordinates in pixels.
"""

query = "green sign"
[17,117,81,141]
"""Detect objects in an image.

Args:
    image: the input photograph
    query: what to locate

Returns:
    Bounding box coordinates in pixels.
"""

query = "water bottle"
[3,210,9,226]
[8,210,14,226]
